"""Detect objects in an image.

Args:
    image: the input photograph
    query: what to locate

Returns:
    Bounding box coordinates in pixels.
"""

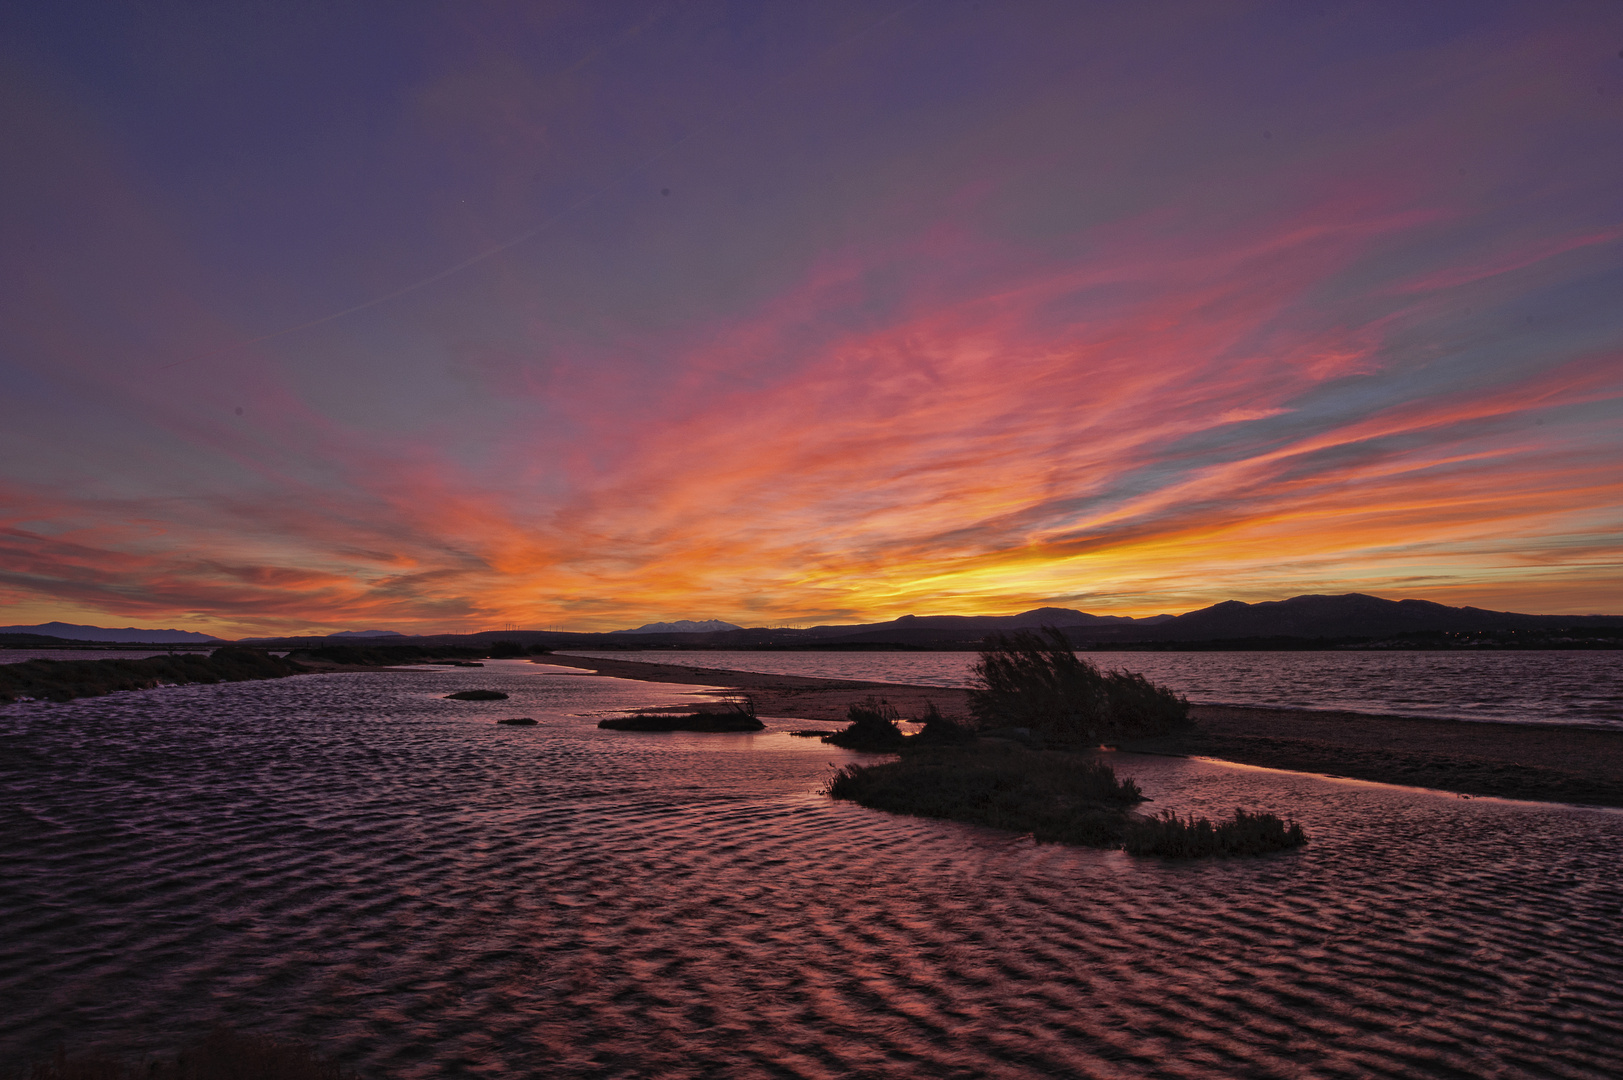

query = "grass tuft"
[823,697,907,750]
[1123,808,1308,857]
[909,701,978,746]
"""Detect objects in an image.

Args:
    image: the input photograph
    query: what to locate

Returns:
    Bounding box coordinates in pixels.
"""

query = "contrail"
[159,0,922,372]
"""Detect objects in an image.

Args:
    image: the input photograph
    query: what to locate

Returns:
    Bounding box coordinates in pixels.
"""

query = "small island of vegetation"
[599,695,765,732]
[823,629,1307,857]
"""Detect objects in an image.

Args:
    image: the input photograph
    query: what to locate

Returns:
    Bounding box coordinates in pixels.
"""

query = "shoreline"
[542,654,1623,808]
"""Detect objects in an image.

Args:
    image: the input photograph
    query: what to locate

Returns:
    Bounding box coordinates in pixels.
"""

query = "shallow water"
[567,649,1623,729]
[3,661,1621,1077]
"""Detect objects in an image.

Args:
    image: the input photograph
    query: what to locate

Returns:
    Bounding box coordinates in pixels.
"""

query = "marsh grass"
[823,697,907,750]
[826,748,1145,846]
[19,1027,356,1080]
[910,701,977,746]
[1123,808,1308,857]
[969,628,1189,742]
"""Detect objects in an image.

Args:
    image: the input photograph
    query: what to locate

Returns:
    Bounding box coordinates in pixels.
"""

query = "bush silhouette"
[909,701,976,746]
[824,697,906,750]
[969,627,1188,742]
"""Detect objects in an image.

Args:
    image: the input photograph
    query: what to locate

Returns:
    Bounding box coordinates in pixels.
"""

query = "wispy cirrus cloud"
[1,2,1620,633]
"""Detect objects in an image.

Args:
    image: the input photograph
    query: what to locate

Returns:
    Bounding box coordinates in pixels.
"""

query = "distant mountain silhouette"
[0,621,221,644]
[232,594,1623,652]
[610,619,744,634]
[1103,593,1623,642]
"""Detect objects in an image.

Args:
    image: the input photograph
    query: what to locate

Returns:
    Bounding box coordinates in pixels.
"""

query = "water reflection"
[3,662,1620,1077]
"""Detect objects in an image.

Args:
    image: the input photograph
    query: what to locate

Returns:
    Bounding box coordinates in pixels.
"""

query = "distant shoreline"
[543,654,1623,808]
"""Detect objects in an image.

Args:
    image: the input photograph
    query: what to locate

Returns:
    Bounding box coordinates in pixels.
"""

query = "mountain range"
[429,593,1623,649]
[609,619,744,634]
[6,594,1621,650]
[0,622,221,644]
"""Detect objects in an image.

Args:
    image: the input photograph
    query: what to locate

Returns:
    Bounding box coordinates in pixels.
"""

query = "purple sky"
[2,2,1621,635]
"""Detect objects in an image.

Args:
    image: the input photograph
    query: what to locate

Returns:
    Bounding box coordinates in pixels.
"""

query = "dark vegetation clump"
[487,640,524,658]
[969,627,1189,742]
[826,632,1301,857]
[909,701,977,746]
[828,751,1308,857]
[446,689,508,701]
[826,749,1144,846]
[497,717,538,726]
[0,648,302,704]
[1123,808,1308,857]
[823,697,907,750]
[599,696,764,731]
[21,1026,357,1079]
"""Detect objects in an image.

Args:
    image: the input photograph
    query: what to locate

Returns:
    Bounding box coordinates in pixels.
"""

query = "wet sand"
[542,654,1623,806]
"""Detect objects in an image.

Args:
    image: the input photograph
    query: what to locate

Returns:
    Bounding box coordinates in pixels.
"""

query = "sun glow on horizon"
[1,4,1620,636]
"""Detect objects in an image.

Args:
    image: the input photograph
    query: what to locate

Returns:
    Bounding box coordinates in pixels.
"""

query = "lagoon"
[4,659,1623,1076]
[567,648,1623,729]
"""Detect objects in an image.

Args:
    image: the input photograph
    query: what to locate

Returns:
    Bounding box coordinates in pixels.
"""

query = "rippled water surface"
[568,649,1623,728]
[4,661,1622,1077]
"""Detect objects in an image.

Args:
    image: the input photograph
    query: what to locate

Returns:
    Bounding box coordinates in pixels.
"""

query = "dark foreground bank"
[542,653,1623,806]
[0,643,539,703]
[0,648,303,703]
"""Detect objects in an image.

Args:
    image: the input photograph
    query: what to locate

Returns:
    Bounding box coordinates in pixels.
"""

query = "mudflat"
[543,653,1623,806]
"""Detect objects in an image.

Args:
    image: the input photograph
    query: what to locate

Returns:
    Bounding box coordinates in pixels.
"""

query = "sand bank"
[543,653,1623,807]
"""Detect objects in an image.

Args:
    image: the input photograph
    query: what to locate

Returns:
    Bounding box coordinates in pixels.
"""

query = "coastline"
[542,653,1623,807]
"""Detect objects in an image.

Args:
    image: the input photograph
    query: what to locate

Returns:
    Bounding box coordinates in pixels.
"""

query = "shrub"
[487,640,524,658]
[824,697,906,750]
[909,702,977,746]
[968,628,1188,742]
[1123,808,1308,857]
[1099,668,1190,738]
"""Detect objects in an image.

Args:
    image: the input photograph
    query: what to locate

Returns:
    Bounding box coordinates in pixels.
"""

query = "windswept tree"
[968,627,1188,741]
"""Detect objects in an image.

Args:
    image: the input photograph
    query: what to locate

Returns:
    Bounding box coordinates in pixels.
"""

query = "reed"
[909,701,977,746]
[823,697,907,750]
[968,628,1189,742]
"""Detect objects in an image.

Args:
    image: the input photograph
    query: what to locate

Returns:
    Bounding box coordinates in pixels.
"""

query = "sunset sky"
[3,1,1621,636]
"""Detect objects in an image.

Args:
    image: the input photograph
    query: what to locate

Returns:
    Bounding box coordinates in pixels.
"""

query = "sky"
[2,0,1621,636]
